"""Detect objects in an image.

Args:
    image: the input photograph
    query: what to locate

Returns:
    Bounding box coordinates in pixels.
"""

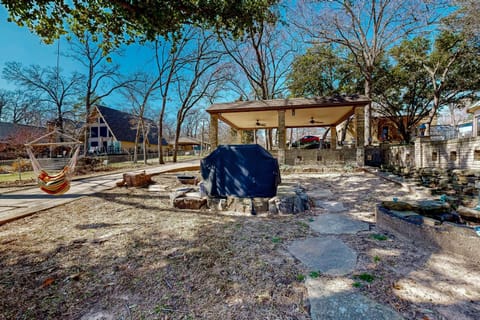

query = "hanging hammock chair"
[25,129,82,195]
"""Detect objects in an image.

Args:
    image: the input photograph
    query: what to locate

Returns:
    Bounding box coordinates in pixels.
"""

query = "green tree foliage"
[443,0,480,43]
[287,45,362,98]
[374,31,480,142]
[374,38,432,143]
[1,0,279,49]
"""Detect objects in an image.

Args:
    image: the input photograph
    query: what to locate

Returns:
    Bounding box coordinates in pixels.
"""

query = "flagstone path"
[288,189,405,320]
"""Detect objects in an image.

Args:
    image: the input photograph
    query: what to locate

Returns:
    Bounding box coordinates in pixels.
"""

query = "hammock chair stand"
[25,129,82,196]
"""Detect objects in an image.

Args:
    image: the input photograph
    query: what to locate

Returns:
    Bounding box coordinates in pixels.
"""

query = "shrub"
[11,159,32,172]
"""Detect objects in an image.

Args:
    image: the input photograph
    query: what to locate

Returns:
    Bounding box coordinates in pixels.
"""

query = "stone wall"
[380,136,480,171]
[280,148,357,166]
[383,144,415,169]
[415,137,480,170]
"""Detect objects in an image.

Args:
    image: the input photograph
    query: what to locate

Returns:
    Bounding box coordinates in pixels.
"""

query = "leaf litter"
[0,172,479,319]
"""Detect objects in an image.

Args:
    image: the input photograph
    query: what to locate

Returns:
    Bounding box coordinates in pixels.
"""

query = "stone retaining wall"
[376,205,480,265]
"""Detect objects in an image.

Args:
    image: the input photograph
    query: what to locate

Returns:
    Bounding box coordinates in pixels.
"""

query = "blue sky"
[0,5,154,106]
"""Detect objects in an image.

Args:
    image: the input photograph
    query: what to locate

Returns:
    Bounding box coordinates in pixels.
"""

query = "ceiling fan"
[309,117,324,124]
[256,119,266,127]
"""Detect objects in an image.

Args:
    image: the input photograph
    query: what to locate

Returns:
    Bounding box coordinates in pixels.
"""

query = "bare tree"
[172,31,227,162]
[0,89,9,122]
[2,62,84,130]
[219,20,296,148]
[294,0,449,144]
[121,73,161,164]
[154,31,191,164]
[67,33,135,152]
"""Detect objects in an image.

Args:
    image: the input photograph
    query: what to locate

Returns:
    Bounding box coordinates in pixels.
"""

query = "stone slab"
[306,278,404,320]
[315,201,347,213]
[307,189,334,199]
[287,237,357,276]
[309,214,370,235]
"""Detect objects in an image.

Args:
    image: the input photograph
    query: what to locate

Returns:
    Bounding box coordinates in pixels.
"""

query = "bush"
[11,159,32,172]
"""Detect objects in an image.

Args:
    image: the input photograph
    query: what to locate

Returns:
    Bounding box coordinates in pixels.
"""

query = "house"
[168,136,208,155]
[0,122,46,159]
[87,105,167,155]
[467,100,480,137]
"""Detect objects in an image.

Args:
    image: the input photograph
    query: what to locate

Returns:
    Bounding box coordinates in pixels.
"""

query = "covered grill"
[201,144,281,198]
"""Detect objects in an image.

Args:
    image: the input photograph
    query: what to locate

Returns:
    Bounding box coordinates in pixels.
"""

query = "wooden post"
[278,110,286,165]
[210,114,219,151]
[355,107,365,166]
[330,125,337,150]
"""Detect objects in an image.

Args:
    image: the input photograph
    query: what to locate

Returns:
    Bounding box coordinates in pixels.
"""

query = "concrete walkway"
[0,160,200,225]
[288,209,405,319]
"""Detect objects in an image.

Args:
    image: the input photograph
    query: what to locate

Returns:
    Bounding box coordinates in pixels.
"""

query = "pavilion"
[206,94,371,165]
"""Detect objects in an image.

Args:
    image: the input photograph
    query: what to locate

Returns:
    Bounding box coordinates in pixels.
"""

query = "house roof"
[0,122,46,144]
[467,100,480,114]
[168,137,203,146]
[95,105,167,145]
[207,94,370,129]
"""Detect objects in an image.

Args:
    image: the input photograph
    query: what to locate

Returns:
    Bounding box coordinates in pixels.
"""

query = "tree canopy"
[1,0,279,48]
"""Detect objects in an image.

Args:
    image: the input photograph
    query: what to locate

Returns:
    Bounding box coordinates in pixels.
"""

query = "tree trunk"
[364,77,372,146]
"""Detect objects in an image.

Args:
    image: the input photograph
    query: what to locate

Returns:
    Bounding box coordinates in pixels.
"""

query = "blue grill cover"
[201,144,281,198]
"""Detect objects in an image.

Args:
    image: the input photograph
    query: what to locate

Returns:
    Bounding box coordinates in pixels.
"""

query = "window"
[432,151,438,162]
[90,127,98,138]
[381,126,389,141]
[477,116,480,136]
[450,151,457,161]
[100,126,108,137]
[475,150,480,161]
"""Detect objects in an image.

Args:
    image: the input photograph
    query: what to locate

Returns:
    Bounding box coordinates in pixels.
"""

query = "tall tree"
[121,73,160,164]
[294,0,449,143]
[0,89,10,122]
[2,62,84,130]
[66,33,134,152]
[153,31,191,164]
[220,19,295,148]
[443,0,480,43]
[287,45,362,97]
[374,39,432,143]
[391,32,480,135]
[172,31,227,162]
[2,0,278,50]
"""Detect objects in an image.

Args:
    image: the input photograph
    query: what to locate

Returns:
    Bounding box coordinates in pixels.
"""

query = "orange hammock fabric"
[37,167,71,195]
[26,140,80,196]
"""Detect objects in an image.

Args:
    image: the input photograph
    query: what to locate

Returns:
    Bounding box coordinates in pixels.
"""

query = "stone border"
[376,205,480,265]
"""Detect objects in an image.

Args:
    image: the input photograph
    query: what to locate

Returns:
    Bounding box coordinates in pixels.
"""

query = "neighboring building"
[87,105,167,155]
[457,121,473,138]
[467,100,480,137]
[168,136,208,155]
[0,122,46,159]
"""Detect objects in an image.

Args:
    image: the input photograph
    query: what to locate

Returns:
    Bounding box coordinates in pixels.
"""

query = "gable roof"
[0,122,46,144]
[94,105,167,145]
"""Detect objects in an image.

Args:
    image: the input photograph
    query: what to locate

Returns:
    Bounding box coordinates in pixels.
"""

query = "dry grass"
[0,174,313,320]
[1,172,479,320]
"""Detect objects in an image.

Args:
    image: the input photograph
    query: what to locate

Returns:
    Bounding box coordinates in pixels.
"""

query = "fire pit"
[177,175,198,185]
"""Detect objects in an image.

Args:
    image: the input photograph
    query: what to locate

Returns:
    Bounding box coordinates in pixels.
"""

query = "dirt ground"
[0,172,479,320]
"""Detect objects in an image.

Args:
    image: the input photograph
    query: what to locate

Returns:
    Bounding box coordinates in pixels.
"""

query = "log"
[121,171,152,187]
